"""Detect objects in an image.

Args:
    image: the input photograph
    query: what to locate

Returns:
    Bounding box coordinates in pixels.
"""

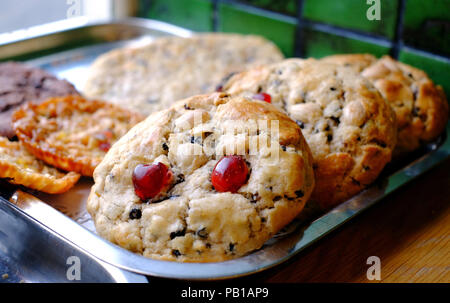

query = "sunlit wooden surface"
[262,158,450,283]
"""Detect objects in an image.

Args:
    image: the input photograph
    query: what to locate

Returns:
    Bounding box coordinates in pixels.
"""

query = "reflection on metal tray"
[0,194,147,283]
[0,18,449,280]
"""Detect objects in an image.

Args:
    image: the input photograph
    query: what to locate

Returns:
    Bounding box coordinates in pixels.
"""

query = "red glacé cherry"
[211,156,249,193]
[253,92,271,103]
[132,163,173,201]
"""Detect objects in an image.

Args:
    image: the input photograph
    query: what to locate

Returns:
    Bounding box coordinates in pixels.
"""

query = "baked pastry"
[222,58,397,209]
[12,95,144,177]
[0,62,80,138]
[320,53,377,73]
[83,33,284,116]
[87,92,315,262]
[321,54,449,154]
[0,137,80,194]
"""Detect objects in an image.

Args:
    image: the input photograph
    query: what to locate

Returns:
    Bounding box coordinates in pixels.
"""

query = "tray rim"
[0,194,148,283]
[0,16,193,46]
[1,17,449,280]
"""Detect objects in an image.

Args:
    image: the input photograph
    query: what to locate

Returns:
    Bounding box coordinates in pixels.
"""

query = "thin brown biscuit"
[0,62,80,138]
[12,95,144,176]
[0,137,80,194]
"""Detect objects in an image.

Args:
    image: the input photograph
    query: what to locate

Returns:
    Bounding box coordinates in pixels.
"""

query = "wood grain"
[262,158,450,283]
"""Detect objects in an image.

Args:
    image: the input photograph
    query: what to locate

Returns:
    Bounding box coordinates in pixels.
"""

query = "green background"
[139,0,450,96]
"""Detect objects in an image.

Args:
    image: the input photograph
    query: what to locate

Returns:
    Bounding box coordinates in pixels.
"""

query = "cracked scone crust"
[322,54,449,154]
[83,33,284,116]
[87,93,314,262]
[222,58,397,209]
[12,95,144,177]
[0,137,80,193]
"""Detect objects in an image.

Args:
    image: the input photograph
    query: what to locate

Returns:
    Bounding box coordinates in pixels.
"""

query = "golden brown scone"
[0,137,80,194]
[83,33,284,116]
[87,92,315,262]
[322,54,449,154]
[12,95,144,177]
[321,54,377,72]
[222,58,397,210]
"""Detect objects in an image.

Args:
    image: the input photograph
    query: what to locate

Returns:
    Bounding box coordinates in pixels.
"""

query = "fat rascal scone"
[222,58,397,210]
[83,33,284,116]
[321,54,449,154]
[87,93,315,262]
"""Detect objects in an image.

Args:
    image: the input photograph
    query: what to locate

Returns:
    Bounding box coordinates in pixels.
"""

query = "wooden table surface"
[257,157,450,283]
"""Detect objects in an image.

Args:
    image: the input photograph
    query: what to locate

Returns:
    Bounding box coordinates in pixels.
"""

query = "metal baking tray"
[1,17,449,281]
[0,192,147,283]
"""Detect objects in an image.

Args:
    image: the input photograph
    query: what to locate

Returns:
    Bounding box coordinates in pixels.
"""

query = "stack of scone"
[85,35,448,262]
[85,35,447,262]
[1,33,447,263]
